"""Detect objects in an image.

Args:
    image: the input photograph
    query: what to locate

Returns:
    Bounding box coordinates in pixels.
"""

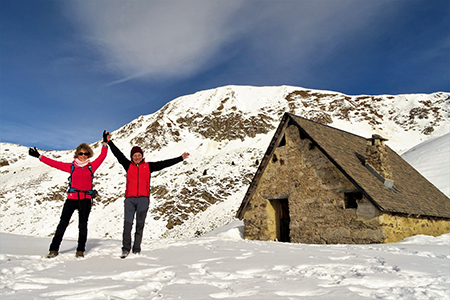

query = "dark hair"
[74,143,94,158]
[130,146,144,159]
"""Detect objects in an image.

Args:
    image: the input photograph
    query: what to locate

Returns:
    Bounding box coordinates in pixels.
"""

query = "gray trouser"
[122,197,149,253]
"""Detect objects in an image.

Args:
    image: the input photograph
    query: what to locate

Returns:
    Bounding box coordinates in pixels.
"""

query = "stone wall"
[243,124,387,244]
[378,214,450,243]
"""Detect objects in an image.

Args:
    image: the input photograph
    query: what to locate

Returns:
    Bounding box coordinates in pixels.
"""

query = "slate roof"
[236,113,450,219]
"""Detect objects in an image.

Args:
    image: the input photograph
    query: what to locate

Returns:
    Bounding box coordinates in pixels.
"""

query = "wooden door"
[279,199,290,242]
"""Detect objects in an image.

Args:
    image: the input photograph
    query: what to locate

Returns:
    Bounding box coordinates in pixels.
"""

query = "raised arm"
[107,139,131,171]
[90,144,108,172]
[37,154,72,173]
[29,146,71,173]
[149,152,189,173]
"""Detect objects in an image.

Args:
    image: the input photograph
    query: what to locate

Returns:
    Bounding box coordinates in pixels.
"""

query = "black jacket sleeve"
[149,156,183,173]
[108,140,131,171]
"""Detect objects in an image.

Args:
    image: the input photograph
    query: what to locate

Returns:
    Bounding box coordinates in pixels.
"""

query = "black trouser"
[122,197,149,253]
[49,198,92,252]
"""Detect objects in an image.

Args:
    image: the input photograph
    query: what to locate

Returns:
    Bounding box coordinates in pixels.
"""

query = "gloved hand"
[103,130,109,143]
[29,147,40,158]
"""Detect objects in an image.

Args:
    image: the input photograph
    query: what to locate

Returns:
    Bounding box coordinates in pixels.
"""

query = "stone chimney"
[365,134,394,188]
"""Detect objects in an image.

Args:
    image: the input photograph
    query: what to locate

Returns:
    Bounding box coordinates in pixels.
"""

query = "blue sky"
[1,0,449,151]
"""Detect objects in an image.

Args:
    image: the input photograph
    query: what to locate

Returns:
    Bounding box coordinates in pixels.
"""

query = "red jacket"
[108,140,183,198]
[125,160,151,197]
[40,145,108,199]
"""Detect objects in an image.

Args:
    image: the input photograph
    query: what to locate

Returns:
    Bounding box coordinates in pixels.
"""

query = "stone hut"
[236,113,450,244]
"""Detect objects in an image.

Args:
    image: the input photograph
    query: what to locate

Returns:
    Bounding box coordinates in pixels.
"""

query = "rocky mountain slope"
[1,85,449,240]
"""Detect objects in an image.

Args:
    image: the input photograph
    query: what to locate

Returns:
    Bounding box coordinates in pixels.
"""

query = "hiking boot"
[133,251,140,255]
[120,251,129,259]
[75,251,84,258]
[46,251,58,258]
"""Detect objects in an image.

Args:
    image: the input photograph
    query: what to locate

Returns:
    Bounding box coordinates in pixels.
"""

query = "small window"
[272,154,278,163]
[344,192,362,209]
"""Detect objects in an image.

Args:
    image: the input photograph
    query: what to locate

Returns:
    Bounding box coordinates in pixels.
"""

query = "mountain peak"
[1,85,448,239]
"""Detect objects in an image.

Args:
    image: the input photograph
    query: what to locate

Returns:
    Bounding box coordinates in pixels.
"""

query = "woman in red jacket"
[105,132,189,258]
[28,131,108,258]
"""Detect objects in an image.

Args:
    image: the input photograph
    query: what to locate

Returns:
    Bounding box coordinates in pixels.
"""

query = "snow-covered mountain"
[1,85,449,240]
[402,132,450,196]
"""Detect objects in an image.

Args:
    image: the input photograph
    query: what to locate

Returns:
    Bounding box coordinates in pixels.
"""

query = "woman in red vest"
[28,131,108,258]
[106,132,189,258]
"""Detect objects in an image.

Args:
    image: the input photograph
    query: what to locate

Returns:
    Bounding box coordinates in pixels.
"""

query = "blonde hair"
[74,143,94,158]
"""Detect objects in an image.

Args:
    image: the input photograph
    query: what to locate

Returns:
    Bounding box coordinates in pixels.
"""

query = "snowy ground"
[0,221,449,300]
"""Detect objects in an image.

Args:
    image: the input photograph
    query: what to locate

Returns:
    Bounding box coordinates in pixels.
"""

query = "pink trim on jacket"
[40,145,108,199]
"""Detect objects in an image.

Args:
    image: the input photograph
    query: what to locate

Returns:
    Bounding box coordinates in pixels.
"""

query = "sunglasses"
[78,152,89,156]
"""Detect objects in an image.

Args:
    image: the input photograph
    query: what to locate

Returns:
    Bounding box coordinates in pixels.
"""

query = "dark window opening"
[344,192,362,209]
[272,154,278,163]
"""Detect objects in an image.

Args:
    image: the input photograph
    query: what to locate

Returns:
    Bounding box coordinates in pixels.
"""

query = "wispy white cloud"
[64,0,394,85]
[65,0,246,84]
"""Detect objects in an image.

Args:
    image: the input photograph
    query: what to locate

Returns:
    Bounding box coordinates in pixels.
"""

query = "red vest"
[125,161,151,198]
